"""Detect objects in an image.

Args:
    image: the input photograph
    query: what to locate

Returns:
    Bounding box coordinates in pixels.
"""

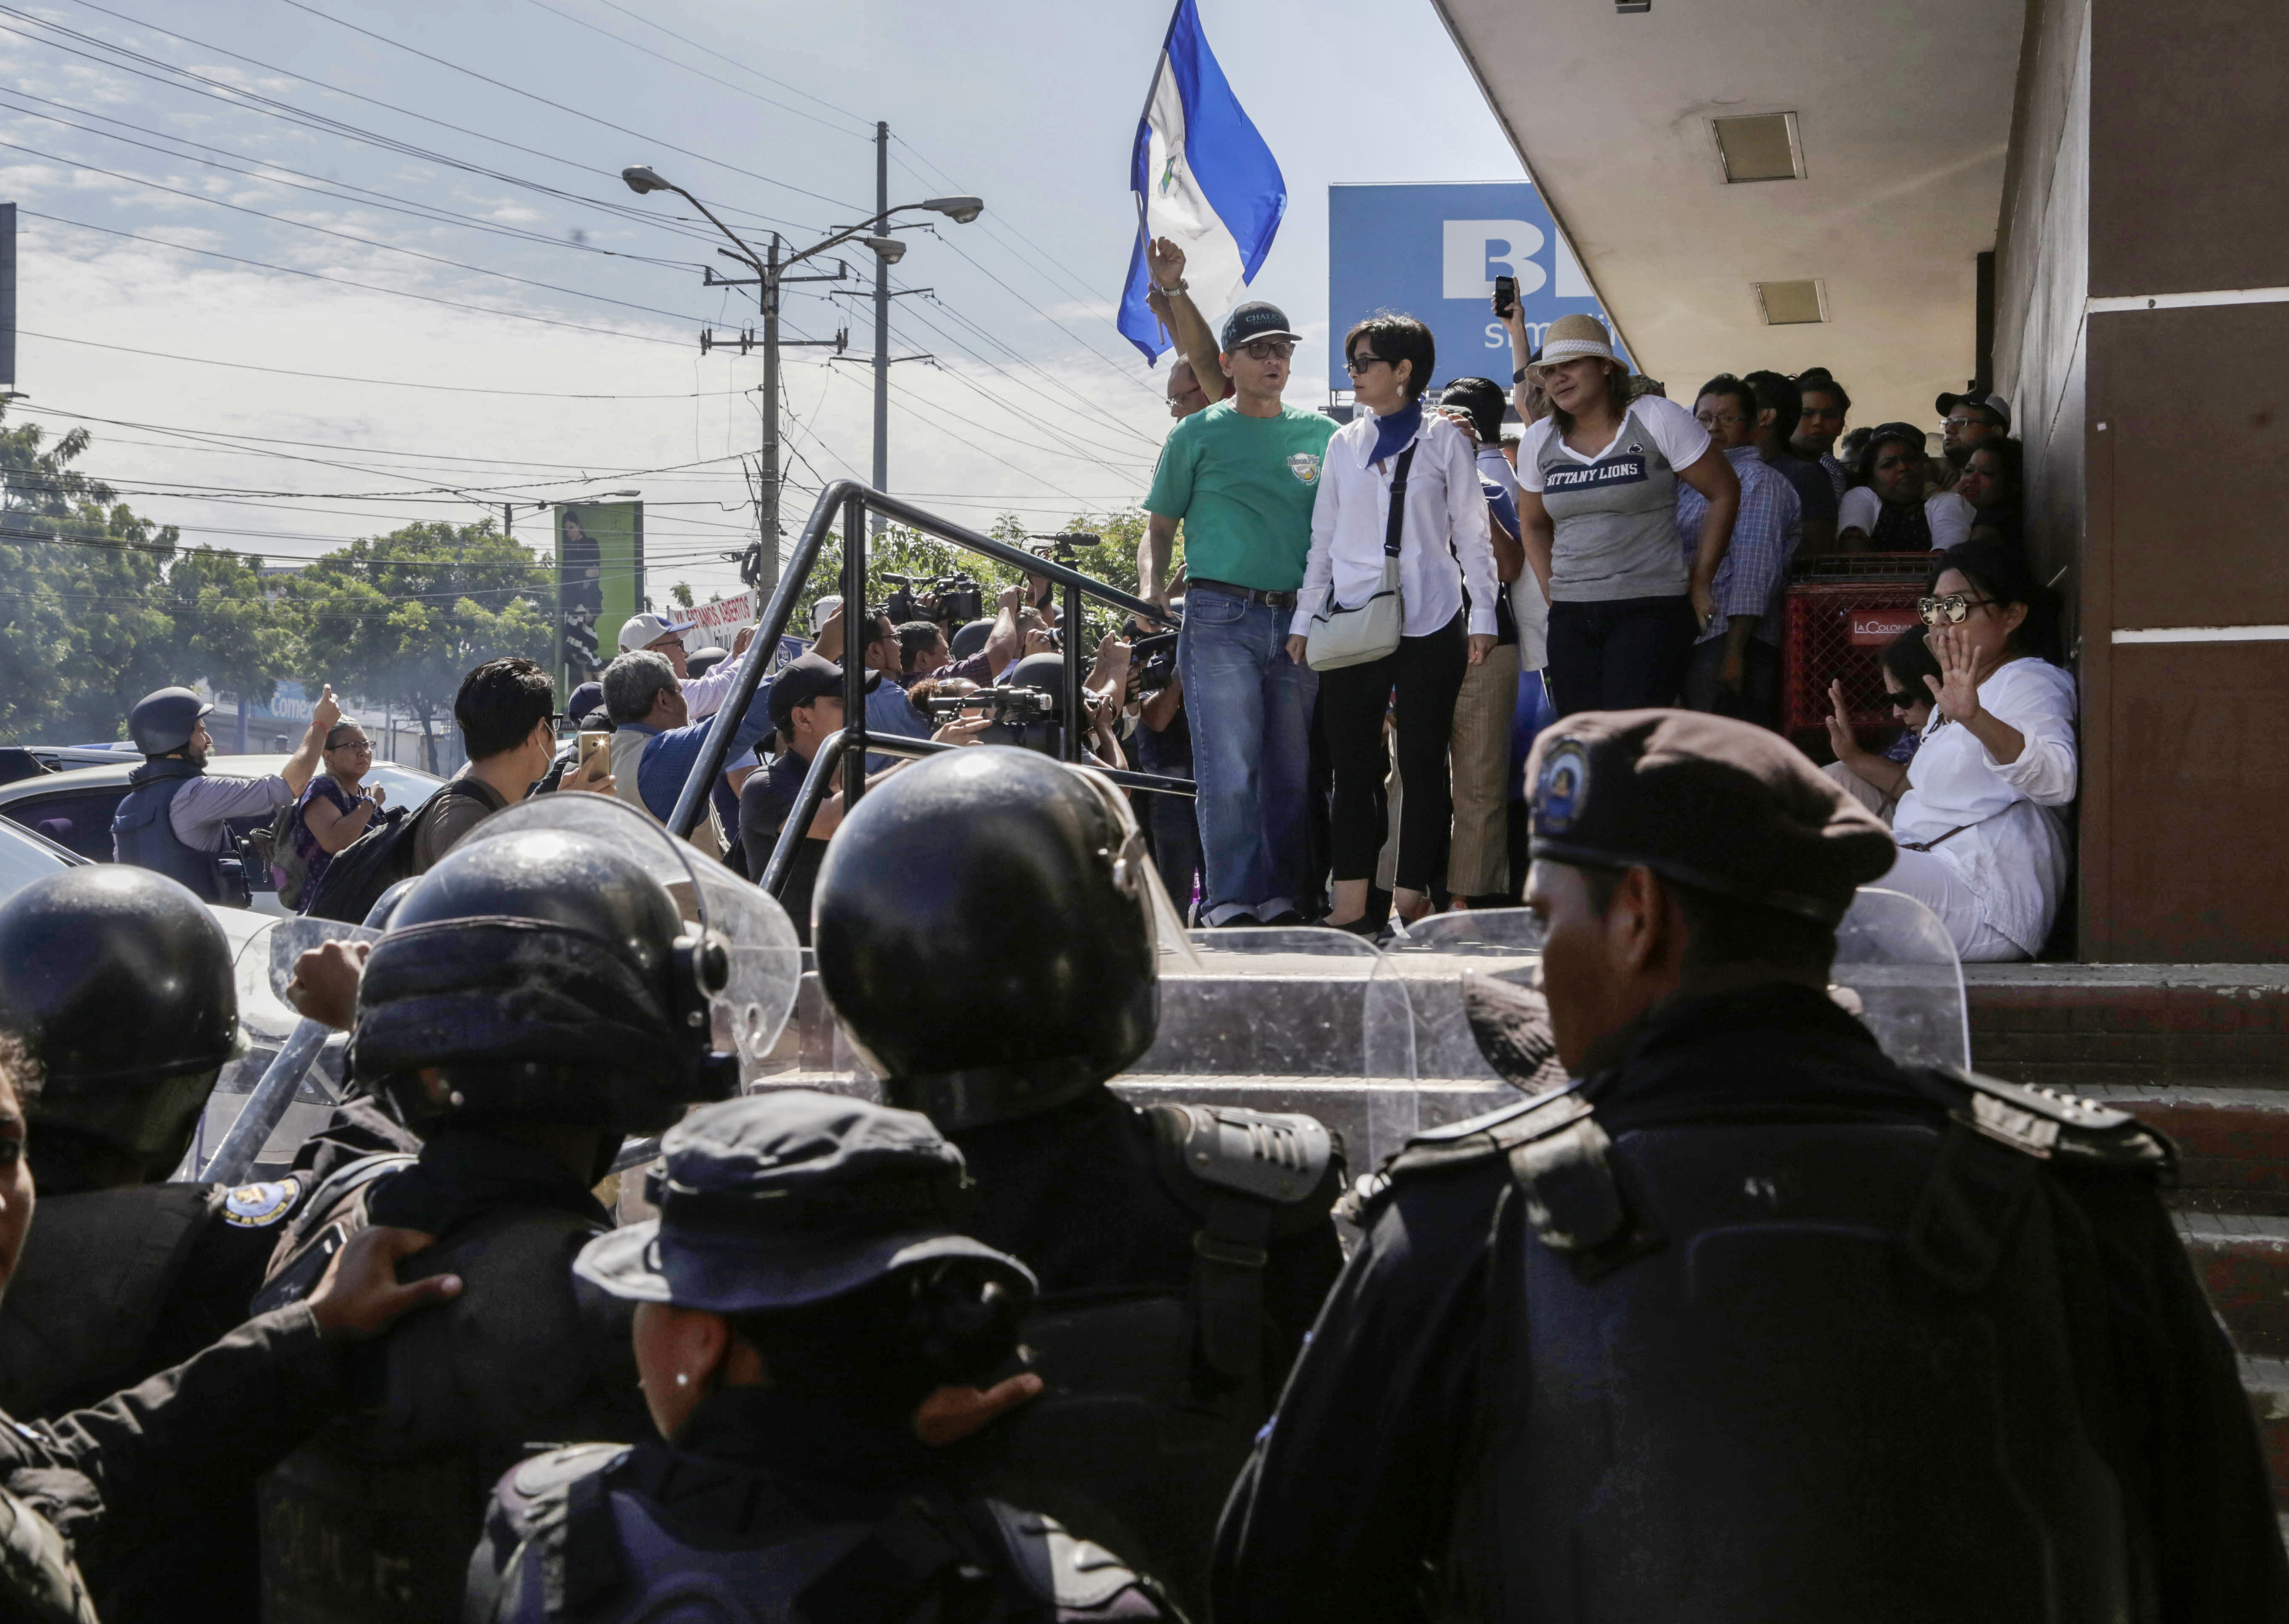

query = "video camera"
[920,686,1059,724]
[881,573,922,625]
[1129,628,1180,693]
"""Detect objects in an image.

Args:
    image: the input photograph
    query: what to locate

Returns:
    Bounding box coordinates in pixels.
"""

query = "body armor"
[1402,1066,2172,1623]
[108,760,227,903]
[479,1442,1166,1623]
[957,1103,1337,1618]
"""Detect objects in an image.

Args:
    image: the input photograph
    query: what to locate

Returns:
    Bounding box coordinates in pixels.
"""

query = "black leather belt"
[1188,577,1298,609]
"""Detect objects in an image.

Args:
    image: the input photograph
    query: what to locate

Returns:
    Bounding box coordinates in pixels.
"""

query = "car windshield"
[0,821,73,905]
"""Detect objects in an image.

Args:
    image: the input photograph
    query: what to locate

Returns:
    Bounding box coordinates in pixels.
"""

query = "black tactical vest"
[1419,1070,2170,1623]
[110,761,226,903]
[952,1102,1338,1618]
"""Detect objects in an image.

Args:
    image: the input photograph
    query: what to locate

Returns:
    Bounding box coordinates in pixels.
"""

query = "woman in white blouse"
[1286,315,1499,932]
[1881,543,2077,960]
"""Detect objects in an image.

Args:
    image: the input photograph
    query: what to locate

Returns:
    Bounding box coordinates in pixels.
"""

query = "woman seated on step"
[1821,627,1942,823]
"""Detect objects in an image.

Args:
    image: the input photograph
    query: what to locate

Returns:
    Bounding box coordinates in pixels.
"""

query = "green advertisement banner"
[555,500,643,697]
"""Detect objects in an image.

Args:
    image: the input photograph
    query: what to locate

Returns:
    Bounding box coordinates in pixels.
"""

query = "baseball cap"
[573,1089,1035,1314]
[766,653,876,735]
[1525,709,1895,924]
[1219,301,1303,353]
[565,681,607,729]
[1935,387,2011,429]
[618,610,698,653]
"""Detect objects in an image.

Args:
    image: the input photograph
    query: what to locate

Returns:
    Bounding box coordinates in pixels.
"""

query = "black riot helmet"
[126,685,214,756]
[985,652,1068,754]
[0,867,239,1191]
[349,813,746,1138]
[813,748,1162,1131]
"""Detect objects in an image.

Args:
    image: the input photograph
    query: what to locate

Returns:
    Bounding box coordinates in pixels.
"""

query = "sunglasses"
[1343,354,1390,377]
[1884,689,1921,710]
[1917,593,1995,625]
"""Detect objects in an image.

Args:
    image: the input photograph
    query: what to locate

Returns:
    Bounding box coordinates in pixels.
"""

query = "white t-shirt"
[1837,487,1973,550]
[1892,657,2078,954]
[1515,395,1710,494]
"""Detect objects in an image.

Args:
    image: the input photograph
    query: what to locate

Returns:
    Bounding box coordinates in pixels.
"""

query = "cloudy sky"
[2,0,1518,605]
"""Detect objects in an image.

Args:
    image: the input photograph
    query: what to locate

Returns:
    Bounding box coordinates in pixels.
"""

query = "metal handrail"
[668,480,1187,853]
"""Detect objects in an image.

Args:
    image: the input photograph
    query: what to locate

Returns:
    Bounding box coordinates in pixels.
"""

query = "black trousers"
[1544,594,1699,716]
[1317,612,1468,892]
[1682,636,1781,730]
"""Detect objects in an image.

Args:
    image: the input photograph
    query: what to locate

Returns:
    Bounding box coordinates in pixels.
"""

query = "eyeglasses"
[1342,354,1390,377]
[653,637,686,653]
[1241,340,1294,361]
[327,738,373,752]
[1695,411,1748,430]
[1917,593,1995,625]
[1884,689,1921,710]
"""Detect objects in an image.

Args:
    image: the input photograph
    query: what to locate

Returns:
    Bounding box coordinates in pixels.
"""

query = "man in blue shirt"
[1680,374,1802,730]
[600,650,775,848]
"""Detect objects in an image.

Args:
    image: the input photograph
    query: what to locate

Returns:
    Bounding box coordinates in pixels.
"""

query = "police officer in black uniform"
[467,1089,1173,1622]
[0,1028,458,1624]
[0,865,342,1619]
[253,797,772,1624]
[812,747,1344,1615]
[1214,709,2289,1624]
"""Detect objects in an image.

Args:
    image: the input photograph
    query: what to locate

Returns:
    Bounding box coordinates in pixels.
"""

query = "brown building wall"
[1996,0,2289,961]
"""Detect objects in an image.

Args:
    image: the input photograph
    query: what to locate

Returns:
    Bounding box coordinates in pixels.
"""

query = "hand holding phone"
[1493,274,1518,319]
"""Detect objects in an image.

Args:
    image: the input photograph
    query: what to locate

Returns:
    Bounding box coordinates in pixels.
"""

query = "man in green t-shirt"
[1142,300,1335,927]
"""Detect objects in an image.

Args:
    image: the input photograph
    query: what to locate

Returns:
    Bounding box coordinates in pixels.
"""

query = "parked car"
[0,752,447,916]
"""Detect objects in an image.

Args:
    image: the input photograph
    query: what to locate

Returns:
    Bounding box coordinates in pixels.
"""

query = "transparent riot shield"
[1832,886,1970,1071]
[193,916,380,1182]
[1116,927,1429,1174]
[449,794,806,1081]
[1385,908,1558,1100]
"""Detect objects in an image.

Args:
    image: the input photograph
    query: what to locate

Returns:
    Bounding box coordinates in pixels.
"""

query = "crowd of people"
[1132,237,2070,959]
[2,694,2278,1621]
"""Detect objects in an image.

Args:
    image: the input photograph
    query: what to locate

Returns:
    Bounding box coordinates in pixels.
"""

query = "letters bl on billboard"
[1326,182,1630,394]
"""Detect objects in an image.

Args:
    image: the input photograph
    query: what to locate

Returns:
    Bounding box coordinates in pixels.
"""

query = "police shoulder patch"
[221,1176,301,1228]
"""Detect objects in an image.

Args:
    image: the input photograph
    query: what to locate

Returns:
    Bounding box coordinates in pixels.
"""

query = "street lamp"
[621,160,983,580]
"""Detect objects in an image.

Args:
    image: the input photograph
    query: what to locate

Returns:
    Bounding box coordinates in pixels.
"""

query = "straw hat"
[1532,313,1620,372]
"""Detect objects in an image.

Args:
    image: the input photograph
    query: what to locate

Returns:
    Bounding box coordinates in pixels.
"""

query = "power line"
[273,0,867,216]
[19,331,709,400]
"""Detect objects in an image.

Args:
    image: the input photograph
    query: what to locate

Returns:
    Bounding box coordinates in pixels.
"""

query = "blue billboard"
[1326,181,1630,395]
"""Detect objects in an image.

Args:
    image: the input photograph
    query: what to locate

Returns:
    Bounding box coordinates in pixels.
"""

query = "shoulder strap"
[1147,1103,1338,1393]
[1383,444,1417,557]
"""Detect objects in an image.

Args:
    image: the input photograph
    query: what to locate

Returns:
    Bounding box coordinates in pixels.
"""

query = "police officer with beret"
[813,748,1344,1615]
[1215,709,2289,1623]
[112,683,343,905]
[467,1089,1174,1622]
[253,795,794,1624]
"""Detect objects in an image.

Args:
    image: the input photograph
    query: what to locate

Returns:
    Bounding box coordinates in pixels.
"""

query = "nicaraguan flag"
[1116,0,1287,364]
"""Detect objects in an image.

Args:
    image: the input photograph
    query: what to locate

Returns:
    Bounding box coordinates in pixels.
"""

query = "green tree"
[165,548,297,752]
[0,414,187,741]
[669,581,695,609]
[287,519,552,772]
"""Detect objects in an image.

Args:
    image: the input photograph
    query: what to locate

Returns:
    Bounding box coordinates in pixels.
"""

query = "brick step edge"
[2080,1089,2289,1203]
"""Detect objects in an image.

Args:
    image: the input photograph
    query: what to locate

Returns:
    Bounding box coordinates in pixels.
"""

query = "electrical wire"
[17,331,709,400]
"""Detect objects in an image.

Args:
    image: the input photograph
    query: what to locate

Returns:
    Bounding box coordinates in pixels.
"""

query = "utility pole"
[872,121,890,535]
[760,233,782,593]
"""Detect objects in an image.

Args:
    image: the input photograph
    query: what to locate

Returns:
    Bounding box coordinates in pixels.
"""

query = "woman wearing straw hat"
[1513,313,1741,716]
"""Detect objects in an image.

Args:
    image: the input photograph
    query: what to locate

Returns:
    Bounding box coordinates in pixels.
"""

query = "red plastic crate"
[1780,559,1930,761]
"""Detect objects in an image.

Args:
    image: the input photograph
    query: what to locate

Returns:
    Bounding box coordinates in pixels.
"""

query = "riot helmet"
[813,748,1163,1131]
[349,794,801,1137]
[985,651,1067,753]
[0,867,239,1190]
[127,686,213,756]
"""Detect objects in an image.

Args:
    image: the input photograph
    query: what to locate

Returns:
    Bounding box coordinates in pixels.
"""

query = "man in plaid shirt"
[1677,373,1802,728]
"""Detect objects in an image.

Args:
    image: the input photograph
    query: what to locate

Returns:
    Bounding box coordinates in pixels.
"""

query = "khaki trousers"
[1446,642,1521,897]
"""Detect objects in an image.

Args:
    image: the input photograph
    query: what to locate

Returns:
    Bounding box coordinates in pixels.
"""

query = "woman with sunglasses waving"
[1821,627,1940,821]
[1875,542,2077,960]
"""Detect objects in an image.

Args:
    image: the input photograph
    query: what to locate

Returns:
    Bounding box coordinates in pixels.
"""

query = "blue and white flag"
[1116,0,1287,364]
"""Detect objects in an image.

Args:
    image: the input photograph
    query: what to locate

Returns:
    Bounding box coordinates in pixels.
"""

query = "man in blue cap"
[1142,298,1334,927]
[467,1089,1173,1622]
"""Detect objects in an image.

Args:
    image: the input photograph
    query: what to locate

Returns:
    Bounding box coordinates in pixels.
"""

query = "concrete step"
[2082,1086,2289,1212]
[2239,1357,2289,1512]
[1964,964,2289,1087]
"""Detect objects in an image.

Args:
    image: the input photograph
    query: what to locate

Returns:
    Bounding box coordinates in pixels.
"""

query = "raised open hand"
[1823,678,1858,762]
[1924,622,1986,724]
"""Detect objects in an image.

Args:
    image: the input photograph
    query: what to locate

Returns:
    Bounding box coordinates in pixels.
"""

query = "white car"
[0,752,446,918]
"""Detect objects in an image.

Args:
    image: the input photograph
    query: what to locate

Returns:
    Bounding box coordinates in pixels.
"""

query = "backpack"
[255,796,309,911]
[299,781,488,923]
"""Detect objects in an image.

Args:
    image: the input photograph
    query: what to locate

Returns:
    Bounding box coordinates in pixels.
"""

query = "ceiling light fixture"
[1712,113,1805,184]
[1755,280,1828,325]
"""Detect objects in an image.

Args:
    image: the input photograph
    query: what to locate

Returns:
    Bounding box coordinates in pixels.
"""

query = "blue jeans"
[1177,587,1319,924]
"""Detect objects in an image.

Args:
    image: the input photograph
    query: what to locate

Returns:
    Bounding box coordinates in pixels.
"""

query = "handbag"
[1305,445,1413,672]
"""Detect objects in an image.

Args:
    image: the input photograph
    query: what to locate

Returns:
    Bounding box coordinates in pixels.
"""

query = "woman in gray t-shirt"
[1515,315,1739,715]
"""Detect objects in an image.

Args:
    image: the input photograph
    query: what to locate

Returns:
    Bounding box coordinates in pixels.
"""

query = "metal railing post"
[841,490,869,806]
[1060,578,1083,763]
